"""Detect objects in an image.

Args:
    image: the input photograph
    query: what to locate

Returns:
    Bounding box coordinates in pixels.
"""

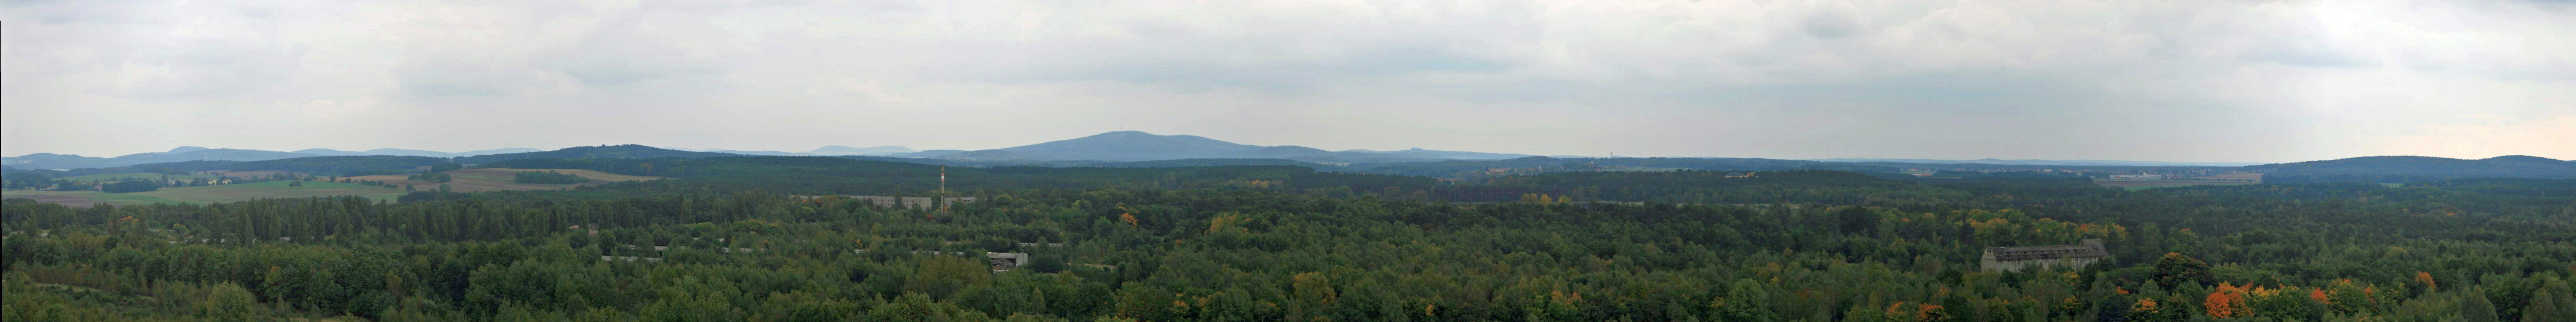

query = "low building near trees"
[1980,239,2108,272]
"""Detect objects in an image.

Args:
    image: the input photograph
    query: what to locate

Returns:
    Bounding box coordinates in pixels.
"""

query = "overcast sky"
[4,0,2571,163]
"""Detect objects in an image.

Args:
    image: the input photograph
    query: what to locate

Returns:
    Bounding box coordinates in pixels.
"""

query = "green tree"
[2151,252,2214,289]
[196,282,262,322]
[1710,279,1776,321]
[1837,206,1876,235]
[2527,281,2576,322]
[2465,289,2500,322]
[908,256,995,300]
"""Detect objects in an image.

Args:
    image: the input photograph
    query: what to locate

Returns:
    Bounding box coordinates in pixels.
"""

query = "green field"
[59,172,223,182]
[3,180,405,205]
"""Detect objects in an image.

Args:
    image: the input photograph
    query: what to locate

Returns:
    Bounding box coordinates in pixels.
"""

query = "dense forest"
[5,156,2574,322]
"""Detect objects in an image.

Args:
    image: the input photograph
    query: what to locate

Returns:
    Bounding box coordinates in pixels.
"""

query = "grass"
[60,172,221,182]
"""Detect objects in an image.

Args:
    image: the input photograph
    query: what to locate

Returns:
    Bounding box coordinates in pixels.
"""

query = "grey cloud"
[397,59,548,97]
[540,6,737,87]
[115,40,306,98]
[3,0,2572,161]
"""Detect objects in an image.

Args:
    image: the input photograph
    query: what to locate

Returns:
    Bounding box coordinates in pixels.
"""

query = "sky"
[4,0,2572,163]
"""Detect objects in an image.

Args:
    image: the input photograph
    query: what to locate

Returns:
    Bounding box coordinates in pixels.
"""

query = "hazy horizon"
[9,128,2546,165]
[6,0,2572,162]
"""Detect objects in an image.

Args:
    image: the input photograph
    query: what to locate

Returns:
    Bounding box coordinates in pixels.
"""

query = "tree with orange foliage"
[2126,297,2187,322]
[2204,283,2253,318]
[2413,271,2438,294]
[1881,302,1950,322]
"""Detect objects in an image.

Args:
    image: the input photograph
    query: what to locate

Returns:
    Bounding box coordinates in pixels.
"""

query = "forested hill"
[2247,155,2576,176]
[224,155,452,176]
[0,148,318,170]
[1350,156,1891,176]
[476,156,1423,196]
[953,131,1448,163]
[451,144,745,164]
[2247,155,2576,183]
[1091,158,1342,169]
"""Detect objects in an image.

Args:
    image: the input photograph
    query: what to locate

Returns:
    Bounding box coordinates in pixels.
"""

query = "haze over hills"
[6,131,2570,181]
[2244,155,2576,176]
[673,145,919,156]
[943,131,1531,163]
[3,147,322,170]
[1811,158,2266,167]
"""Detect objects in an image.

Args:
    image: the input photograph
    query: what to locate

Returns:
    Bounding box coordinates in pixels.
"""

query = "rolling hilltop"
[2245,155,2576,175]
[933,131,1533,163]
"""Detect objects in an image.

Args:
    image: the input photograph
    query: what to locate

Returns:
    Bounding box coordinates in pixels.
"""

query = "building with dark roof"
[1980,239,2107,272]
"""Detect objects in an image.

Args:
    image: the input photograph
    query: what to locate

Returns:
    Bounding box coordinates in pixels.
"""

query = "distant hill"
[1340,148,1537,160]
[456,148,543,156]
[1351,156,1888,177]
[2,148,323,170]
[887,150,968,158]
[363,148,463,157]
[696,149,807,156]
[291,148,374,156]
[1094,158,1341,169]
[452,144,745,164]
[1812,158,2263,167]
[809,145,915,156]
[2245,155,2576,177]
[664,146,916,156]
[227,155,453,176]
[985,131,1268,161]
[945,131,1445,163]
[293,148,545,158]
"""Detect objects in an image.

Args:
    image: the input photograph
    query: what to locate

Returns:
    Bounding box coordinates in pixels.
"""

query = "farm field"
[204,170,298,177]
[60,172,223,182]
[2093,179,2258,190]
[339,168,661,193]
[3,180,404,206]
